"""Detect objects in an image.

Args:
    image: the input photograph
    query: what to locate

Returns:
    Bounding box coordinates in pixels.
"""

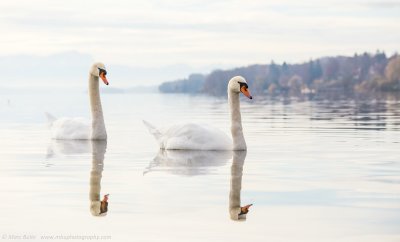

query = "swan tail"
[143,120,162,140]
[45,112,57,126]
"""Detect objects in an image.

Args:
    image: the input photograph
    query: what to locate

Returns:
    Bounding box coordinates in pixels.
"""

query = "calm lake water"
[0,89,399,242]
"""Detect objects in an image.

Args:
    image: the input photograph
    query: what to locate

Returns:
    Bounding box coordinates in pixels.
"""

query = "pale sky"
[1,0,399,85]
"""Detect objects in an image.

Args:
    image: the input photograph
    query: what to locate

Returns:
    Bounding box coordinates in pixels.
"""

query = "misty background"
[0,0,399,89]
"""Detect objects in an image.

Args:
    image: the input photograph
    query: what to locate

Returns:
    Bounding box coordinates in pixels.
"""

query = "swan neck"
[228,90,246,150]
[89,75,107,140]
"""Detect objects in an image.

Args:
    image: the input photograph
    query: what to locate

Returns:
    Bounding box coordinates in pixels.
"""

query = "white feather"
[50,117,90,140]
[144,122,232,150]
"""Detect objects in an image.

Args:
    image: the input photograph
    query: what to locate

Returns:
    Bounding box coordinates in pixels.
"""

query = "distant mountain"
[158,52,400,98]
[100,85,158,94]
[0,51,226,88]
[159,74,206,93]
[0,51,93,86]
[108,64,208,87]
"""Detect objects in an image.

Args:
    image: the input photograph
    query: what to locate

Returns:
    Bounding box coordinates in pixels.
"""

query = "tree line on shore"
[159,51,400,98]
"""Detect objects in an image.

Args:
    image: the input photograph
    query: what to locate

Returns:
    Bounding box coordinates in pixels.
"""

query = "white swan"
[144,76,252,150]
[46,62,109,140]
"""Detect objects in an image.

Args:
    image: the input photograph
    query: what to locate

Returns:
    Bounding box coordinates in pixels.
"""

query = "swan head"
[228,76,252,99]
[90,62,109,85]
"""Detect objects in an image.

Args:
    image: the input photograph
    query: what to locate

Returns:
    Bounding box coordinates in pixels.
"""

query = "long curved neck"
[89,75,107,140]
[228,90,246,150]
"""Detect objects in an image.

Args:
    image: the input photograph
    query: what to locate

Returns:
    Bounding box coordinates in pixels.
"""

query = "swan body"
[48,116,90,140]
[144,76,252,150]
[46,62,109,140]
[144,121,232,150]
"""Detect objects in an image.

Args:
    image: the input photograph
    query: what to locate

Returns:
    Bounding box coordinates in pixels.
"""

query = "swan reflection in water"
[89,140,109,216]
[230,150,253,221]
[144,150,232,176]
[45,139,110,216]
[145,149,252,220]
[45,140,91,159]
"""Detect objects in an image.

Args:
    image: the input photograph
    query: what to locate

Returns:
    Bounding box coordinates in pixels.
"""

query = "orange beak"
[100,72,109,85]
[240,86,252,99]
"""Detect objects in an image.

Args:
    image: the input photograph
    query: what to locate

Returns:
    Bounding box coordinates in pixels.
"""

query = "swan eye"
[239,82,248,89]
[98,68,107,75]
